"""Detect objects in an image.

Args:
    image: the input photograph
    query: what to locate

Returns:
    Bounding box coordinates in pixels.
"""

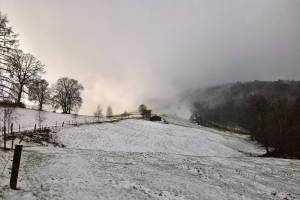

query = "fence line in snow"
[1,116,139,148]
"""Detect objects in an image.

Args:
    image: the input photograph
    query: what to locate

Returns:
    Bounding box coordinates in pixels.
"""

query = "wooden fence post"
[18,124,22,144]
[62,121,64,127]
[34,124,36,132]
[11,123,14,150]
[3,126,6,150]
[10,145,23,189]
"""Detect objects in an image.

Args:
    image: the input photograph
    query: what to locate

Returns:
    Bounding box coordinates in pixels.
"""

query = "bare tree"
[138,104,147,115]
[51,77,84,114]
[138,104,151,119]
[106,106,113,118]
[0,12,18,101]
[94,105,103,122]
[0,106,16,149]
[28,78,50,111]
[0,106,16,128]
[7,50,45,104]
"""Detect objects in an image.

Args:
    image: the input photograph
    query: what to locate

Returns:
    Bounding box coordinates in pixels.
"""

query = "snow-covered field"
[0,107,97,131]
[1,117,300,199]
[57,119,262,157]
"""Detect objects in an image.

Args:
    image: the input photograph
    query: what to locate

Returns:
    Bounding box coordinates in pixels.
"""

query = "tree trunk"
[39,103,43,111]
[39,94,44,111]
[16,85,23,104]
[62,104,67,113]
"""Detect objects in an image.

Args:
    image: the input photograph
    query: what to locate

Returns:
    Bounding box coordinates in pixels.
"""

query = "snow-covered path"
[1,119,300,200]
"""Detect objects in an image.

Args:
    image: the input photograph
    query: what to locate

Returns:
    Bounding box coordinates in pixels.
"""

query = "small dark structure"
[150,115,162,122]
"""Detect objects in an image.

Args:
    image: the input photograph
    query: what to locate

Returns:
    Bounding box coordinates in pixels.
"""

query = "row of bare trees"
[0,11,84,114]
[94,105,113,121]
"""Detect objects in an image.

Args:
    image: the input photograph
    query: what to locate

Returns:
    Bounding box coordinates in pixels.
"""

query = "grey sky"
[1,0,299,117]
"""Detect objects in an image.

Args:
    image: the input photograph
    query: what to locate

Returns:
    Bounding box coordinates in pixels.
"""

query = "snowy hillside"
[1,117,300,200]
[57,119,262,156]
[0,107,97,130]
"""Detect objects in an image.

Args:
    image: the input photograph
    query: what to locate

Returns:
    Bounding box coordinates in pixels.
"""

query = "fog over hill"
[1,0,299,116]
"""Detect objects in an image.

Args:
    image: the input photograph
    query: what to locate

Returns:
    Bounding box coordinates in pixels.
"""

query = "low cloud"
[1,0,300,117]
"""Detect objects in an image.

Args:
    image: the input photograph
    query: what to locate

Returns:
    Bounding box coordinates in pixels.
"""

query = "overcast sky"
[1,0,300,117]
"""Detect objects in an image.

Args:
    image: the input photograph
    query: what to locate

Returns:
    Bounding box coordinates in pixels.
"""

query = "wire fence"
[0,115,140,148]
[0,115,141,182]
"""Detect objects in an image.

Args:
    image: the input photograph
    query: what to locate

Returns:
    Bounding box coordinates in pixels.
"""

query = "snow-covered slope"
[0,107,97,130]
[1,117,300,200]
[57,119,262,156]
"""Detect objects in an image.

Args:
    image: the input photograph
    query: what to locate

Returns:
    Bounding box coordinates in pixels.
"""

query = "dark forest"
[191,80,300,158]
